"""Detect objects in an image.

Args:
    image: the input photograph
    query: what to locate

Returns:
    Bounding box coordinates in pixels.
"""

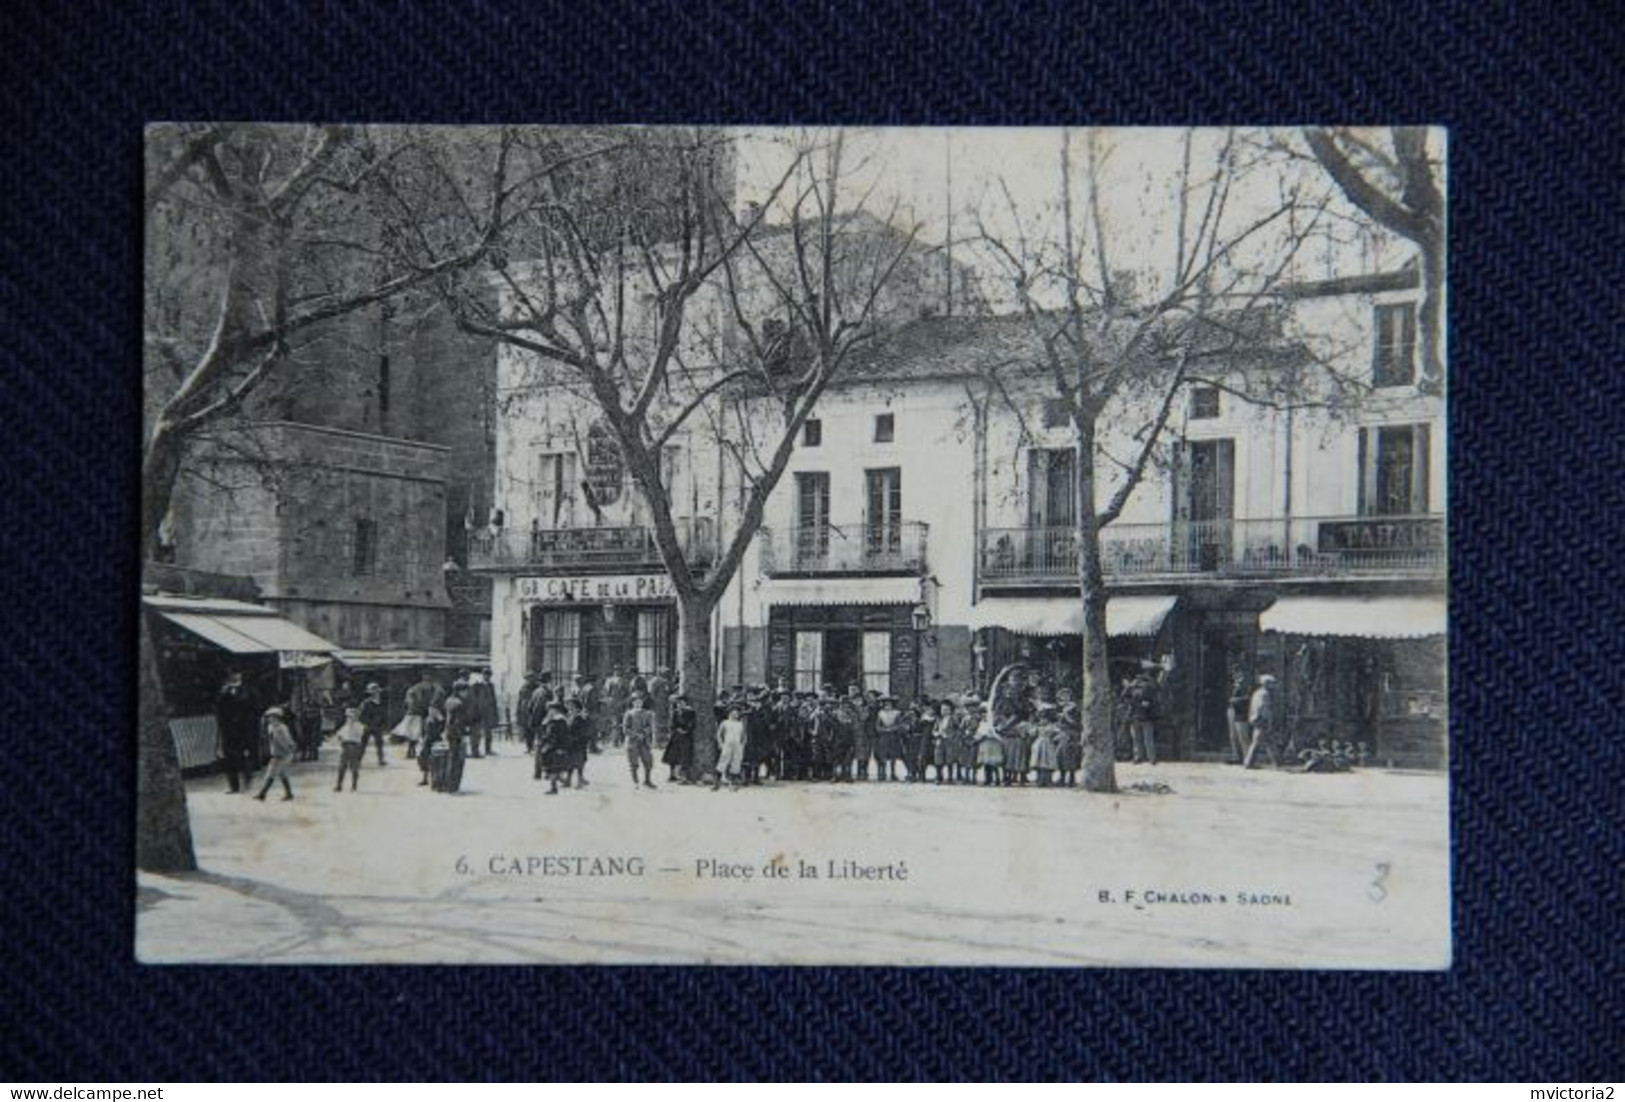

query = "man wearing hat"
[215,669,259,793]
[469,667,498,758]
[358,682,389,766]
[254,705,297,801]
[333,705,366,792]
[1244,674,1281,769]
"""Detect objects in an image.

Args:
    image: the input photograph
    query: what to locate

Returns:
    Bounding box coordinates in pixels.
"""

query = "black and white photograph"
[136,124,1448,967]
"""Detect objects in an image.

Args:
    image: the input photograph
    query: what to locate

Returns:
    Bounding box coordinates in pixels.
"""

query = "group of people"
[704,684,1093,790]
[511,666,694,795]
[393,668,501,794]
[213,658,1297,806]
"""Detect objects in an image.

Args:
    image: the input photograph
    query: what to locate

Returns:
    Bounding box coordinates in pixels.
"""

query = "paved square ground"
[137,738,1450,967]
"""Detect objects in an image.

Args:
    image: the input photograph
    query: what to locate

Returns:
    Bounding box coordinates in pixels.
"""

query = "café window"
[873,412,895,443]
[802,418,822,447]
[1189,386,1220,420]
[862,631,892,694]
[352,518,377,576]
[1373,303,1417,388]
[531,608,581,682]
[794,630,824,693]
[636,609,672,675]
[1359,423,1431,516]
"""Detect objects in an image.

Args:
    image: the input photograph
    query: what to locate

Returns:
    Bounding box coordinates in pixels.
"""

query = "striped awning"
[762,576,924,607]
[144,594,338,664]
[1260,595,1446,639]
[969,595,1178,638]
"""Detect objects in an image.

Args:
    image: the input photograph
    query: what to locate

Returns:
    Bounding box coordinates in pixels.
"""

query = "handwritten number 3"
[1370,862,1390,903]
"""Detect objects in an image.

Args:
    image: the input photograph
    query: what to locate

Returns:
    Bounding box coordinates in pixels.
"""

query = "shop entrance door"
[1196,627,1254,756]
[824,629,863,693]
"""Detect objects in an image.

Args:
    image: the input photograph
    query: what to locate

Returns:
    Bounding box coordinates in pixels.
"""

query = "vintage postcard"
[137,125,1448,967]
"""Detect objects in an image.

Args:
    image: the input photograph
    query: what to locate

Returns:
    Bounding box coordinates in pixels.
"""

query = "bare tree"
[451,128,920,771]
[970,128,1350,793]
[1302,127,1445,395]
[138,124,594,869]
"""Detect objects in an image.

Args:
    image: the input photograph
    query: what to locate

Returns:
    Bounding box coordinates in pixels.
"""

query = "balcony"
[980,514,1445,586]
[759,521,929,577]
[467,518,717,574]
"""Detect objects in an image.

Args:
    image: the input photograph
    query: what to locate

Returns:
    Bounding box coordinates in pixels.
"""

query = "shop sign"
[517,573,676,604]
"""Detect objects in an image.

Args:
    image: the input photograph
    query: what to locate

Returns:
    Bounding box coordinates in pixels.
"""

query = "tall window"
[1359,424,1431,516]
[862,631,892,694]
[1373,303,1417,387]
[533,609,581,681]
[873,412,895,443]
[794,471,831,566]
[865,467,903,557]
[1026,448,1077,528]
[636,609,671,675]
[352,518,377,576]
[536,452,577,528]
[794,631,824,693]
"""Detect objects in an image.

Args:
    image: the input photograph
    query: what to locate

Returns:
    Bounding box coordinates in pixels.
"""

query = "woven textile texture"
[1,0,1621,1082]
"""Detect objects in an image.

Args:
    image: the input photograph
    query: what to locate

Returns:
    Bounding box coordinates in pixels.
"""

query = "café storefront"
[520,571,678,683]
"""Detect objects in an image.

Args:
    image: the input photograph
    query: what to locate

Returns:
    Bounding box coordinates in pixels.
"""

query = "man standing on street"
[1245,674,1281,769]
[255,705,297,801]
[358,682,389,766]
[215,669,258,793]
[624,691,657,789]
[333,705,366,792]
[473,668,499,757]
[1123,671,1159,766]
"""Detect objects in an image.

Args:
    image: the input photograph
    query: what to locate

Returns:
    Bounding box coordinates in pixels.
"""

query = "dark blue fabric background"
[1,0,1620,1082]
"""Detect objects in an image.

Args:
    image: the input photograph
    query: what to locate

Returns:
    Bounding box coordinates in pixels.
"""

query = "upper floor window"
[1189,386,1220,420]
[352,518,377,576]
[1359,423,1431,516]
[1373,303,1417,388]
[802,418,822,447]
[1041,397,1070,429]
[873,412,895,443]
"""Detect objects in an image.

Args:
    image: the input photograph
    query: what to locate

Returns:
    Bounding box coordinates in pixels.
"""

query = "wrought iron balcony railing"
[979,514,1445,585]
[467,517,717,573]
[759,521,930,576]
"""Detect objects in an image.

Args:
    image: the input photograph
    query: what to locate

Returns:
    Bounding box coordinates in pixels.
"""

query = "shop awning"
[762,577,924,607]
[143,594,338,662]
[969,594,1178,638]
[1259,595,1446,639]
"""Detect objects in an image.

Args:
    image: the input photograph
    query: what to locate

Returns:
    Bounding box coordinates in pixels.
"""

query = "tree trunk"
[1417,236,1446,396]
[140,418,184,556]
[1075,426,1118,794]
[678,594,719,781]
[137,610,197,872]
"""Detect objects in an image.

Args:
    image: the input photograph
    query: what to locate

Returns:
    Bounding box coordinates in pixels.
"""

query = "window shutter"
[1413,424,1431,514]
[1027,450,1048,528]
[1215,439,1235,520]
[1356,428,1371,516]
